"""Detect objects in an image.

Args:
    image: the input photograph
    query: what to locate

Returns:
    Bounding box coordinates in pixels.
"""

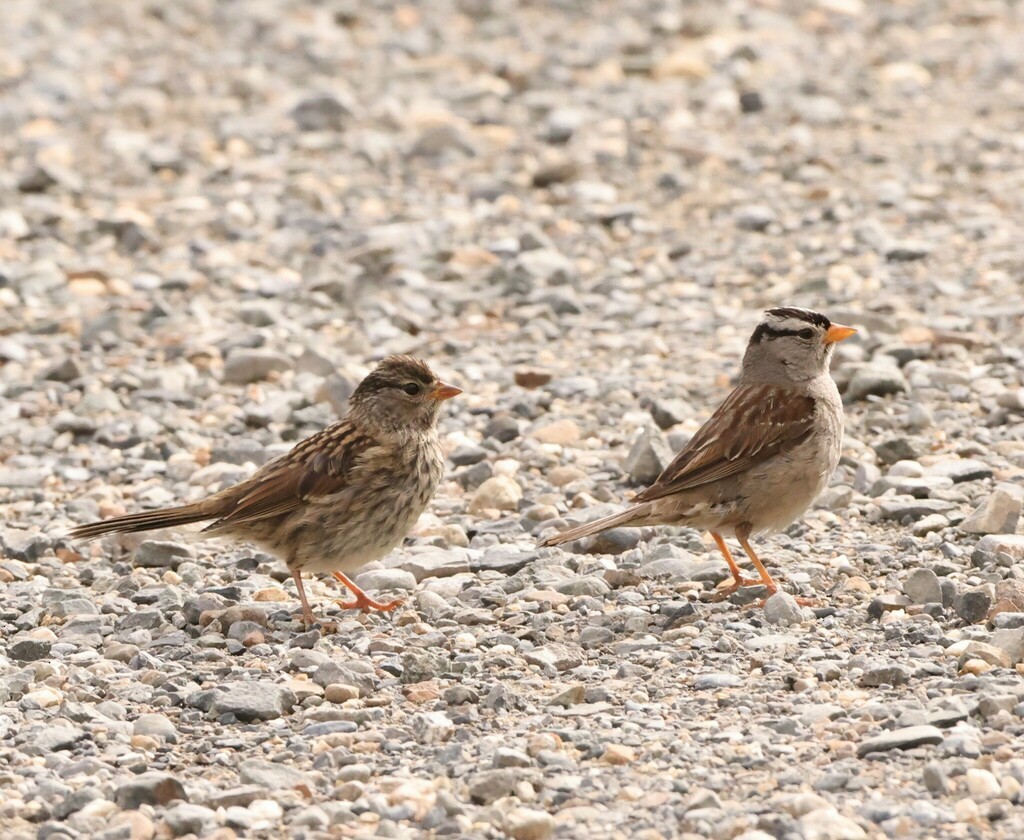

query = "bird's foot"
[334,594,403,613]
[710,577,763,602]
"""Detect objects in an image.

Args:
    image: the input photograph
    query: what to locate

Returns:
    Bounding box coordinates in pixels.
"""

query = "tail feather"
[539,504,651,547]
[67,503,215,541]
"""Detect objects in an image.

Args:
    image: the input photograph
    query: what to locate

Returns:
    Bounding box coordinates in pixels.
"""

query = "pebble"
[239,760,311,792]
[846,364,908,401]
[799,808,867,840]
[115,773,187,809]
[857,725,944,757]
[623,426,673,484]
[965,768,1001,800]
[763,592,804,627]
[469,476,523,512]
[205,682,296,721]
[960,488,1021,535]
[903,568,942,604]
[505,807,555,840]
[222,350,292,384]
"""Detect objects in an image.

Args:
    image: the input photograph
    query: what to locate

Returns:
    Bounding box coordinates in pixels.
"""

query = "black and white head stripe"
[751,308,831,344]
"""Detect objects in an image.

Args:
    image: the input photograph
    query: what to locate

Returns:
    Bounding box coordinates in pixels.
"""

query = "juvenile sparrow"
[69,355,461,625]
[540,307,856,603]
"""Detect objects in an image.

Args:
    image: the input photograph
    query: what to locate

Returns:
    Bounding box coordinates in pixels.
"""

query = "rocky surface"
[2,0,1024,838]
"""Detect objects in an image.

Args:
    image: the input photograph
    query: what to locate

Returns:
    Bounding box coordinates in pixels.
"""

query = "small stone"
[163,803,217,837]
[531,419,580,445]
[694,673,742,690]
[903,569,942,604]
[991,628,1024,664]
[222,350,292,384]
[739,91,765,113]
[546,466,587,487]
[959,641,1010,669]
[799,807,867,840]
[912,514,949,536]
[0,528,50,561]
[493,748,532,768]
[532,159,579,188]
[469,476,522,513]
[42,356,84,382]
[965,768,1001,800]
[134,540,196,569]
[927,459,993,483]
[922,762,950,795]
[579,528,641,555]
[885,239,933,261]
[133,714,177,743]
[504,807,554,840]
[734,204,776,232]
[878,498,956,522]
[601,744,636,765]
[960,489,1021,535]
[239,759,311,792]
[954,587,993,624]
[401,649,451,684]
[9,637,52,662]
[549,685,585,707]
[524,643,585,672]
[351,568,417,594]
[468,769,519,805]
[624,426,673,484]
[290,93,351,131]
[974,534,1024,565]
[514,369,552,389]
[115,773,187,809]
[857,725,943,757]
[399,551,470,582]
[846,364,908,401]
[763,592,804,627]
[207,682,296,721]
[27,725,86,754]
[484,413,520,442]
[412,711,455,745]
[860,664,911,687]
[325,684,360,703]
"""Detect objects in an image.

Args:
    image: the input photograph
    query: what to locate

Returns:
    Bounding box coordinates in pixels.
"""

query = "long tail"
[67,502,216,541]
[539,504,653,547]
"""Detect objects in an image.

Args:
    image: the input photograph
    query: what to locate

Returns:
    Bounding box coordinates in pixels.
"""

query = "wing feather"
[634,384,817,503]
[205,421,377,528]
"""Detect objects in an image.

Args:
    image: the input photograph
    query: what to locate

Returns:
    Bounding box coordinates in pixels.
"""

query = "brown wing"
[634,384,817,503]
[205,420,377,528]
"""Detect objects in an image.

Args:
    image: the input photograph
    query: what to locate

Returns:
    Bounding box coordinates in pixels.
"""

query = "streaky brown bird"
[69,355,461,624]
[539,307,856,604]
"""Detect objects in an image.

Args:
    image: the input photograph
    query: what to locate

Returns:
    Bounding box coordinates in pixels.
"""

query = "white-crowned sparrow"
[69,355,461,624]
[540,307,856,603]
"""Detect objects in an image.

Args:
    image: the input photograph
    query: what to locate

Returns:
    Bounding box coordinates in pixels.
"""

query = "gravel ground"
[3,0,1024,838]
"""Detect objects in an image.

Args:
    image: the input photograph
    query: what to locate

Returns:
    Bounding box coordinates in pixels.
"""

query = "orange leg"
[736,534,778,594]
[332,572,403,612]
[736,533,818,608]
[710,532,761,601]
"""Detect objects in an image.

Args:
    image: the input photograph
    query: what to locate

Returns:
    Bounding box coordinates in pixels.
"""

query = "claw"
[333,594,403,613]
[710,577,763,602]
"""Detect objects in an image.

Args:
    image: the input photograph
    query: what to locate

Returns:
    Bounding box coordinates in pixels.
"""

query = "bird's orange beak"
[824,324,857,344]
[430,381,462,401]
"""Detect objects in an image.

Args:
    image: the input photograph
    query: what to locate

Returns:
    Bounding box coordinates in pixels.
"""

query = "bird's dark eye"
[402,382,422,396]
[798,328,814,340]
